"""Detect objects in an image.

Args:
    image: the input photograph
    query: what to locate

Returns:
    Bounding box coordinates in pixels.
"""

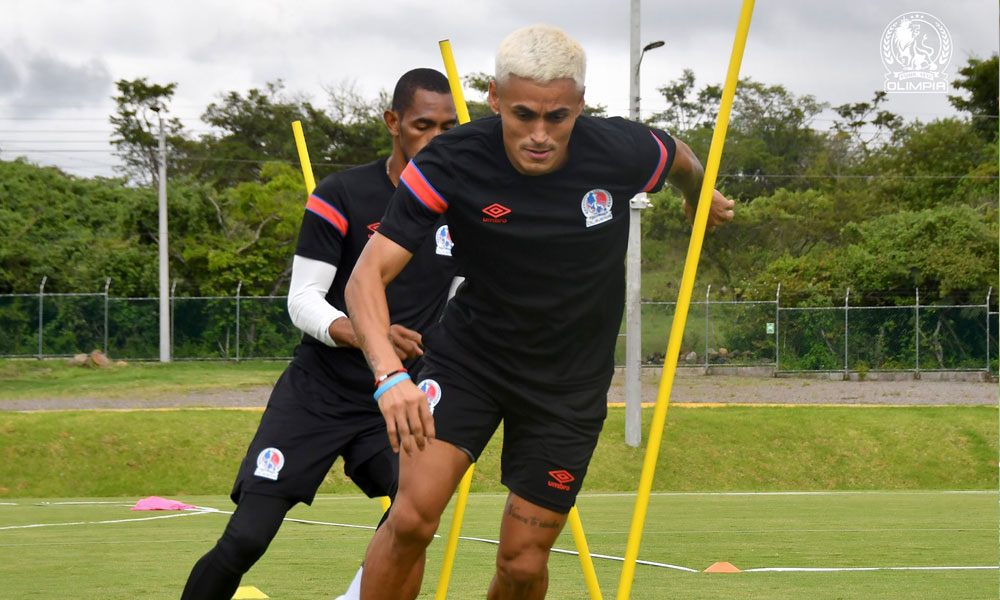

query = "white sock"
[334,565,364,600]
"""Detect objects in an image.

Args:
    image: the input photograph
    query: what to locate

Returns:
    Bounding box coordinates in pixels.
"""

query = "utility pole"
[625,0,664,447]
[155,109,171,362]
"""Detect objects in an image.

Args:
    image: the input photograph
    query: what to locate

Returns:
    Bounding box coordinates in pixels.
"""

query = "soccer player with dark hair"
[345,26,735,599]
[180,67,459,600]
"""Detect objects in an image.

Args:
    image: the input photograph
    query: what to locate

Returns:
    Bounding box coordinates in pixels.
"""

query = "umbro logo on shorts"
[547,469,575,491]
[367,222,380,238]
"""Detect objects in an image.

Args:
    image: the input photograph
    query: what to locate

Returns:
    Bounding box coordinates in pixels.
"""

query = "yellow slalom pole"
[436,38,603,600]
[438,40,471,124]
[434,463,475,600]
[433,38,476,600]
[568,506,603,600]
[615,2,755,599]
[291,119,393,515]
[291,120,316,194]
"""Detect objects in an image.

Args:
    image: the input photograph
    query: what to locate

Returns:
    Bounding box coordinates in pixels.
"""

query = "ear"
[487,80,500,115]
[576,86,586,115]
[384,109,401,137]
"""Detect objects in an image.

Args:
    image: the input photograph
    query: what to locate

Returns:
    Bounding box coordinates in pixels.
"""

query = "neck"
[386,144,405,187]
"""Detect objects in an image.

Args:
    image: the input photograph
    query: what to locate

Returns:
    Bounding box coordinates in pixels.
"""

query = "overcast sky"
[0,0,996,178]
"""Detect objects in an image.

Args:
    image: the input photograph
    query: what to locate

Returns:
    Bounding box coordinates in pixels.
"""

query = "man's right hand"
[377,378,435,455]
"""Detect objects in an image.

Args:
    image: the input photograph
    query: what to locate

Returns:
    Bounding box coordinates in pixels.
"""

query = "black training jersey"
[294,158,458,403]
[377,115,676,388]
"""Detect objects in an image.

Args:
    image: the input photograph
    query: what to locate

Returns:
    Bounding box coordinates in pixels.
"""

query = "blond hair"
[495,25,586,91]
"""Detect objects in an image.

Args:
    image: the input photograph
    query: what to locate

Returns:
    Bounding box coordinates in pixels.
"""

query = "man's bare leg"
[487,493,568,600]
[360,441,470,600]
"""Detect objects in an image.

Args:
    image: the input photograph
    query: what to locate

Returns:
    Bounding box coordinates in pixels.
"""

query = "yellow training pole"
[291,120,393,514]
[291,121,316,194]
[435,38,602,600]
[615,2,755,599]
[568,506,603,600]
[433,38,477,600]
[435,463,475,600]
[438,40,471,124]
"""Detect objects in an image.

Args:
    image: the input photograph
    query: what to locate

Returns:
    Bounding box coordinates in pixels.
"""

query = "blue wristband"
[373,372,411,401]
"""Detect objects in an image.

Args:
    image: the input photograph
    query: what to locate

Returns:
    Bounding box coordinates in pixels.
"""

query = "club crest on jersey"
[581,189,613,227]
[254,447,285,481]
[418,378,442,414]
[435,225,454,256]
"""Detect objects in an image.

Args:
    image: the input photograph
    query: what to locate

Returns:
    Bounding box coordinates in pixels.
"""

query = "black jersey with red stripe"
[294,158,458,403]
[377,115,676,388]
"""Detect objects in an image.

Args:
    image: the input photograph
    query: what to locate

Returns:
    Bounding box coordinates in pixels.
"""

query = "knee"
[385,499,440,548]
[496,545,550,586]
[215,522,274,572]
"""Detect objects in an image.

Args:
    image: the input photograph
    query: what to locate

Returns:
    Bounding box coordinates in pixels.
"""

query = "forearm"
[287,255,353,347]
[667,139,706,205]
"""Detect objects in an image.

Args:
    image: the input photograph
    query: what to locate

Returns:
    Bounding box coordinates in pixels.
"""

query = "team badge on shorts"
[581,189,613,227]
[418,378,442,414]
[435,225,454,256]
[254,447,285,481]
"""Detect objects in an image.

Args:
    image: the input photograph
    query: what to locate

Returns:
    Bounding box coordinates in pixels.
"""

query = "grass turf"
[0,405,995,498]
[0,358,286,400]
[0,490,995,599]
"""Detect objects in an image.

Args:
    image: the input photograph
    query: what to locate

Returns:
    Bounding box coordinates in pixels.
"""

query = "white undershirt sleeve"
[448,276,465,301]
[287,254,347,347]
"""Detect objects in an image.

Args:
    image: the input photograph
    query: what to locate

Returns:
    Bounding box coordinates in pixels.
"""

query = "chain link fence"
[2,283,996,376]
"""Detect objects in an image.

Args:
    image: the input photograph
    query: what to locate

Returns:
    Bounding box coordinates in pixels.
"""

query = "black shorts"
[416,352,609,513]
[231,362,395,505]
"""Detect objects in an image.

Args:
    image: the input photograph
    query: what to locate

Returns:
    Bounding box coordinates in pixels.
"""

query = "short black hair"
[391,68,451,115]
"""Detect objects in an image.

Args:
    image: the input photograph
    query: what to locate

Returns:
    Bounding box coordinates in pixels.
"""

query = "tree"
[650,69,719,133]
[831,91,903,160]
[866,118,996,211]
[191,80,350,187]
[109,78,190,186]
[649,71,828,201]
[949,54,999,141]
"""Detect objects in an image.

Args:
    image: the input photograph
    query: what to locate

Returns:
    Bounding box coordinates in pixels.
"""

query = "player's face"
[393,89,458,162]
[488,75,584,176]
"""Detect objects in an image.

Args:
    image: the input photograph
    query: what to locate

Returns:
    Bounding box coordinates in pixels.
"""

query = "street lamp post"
[625,0,665,447]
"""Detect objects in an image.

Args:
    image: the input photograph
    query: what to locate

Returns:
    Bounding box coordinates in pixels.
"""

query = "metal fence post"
[103,278,111,354]
[775,283,781,370]
[915,287,920,378]
[704,285,711,371]
[170,280,177,360]
[843,287,850,379]
[37,276,47,358]
[235,280,243,362]
[986,287,992,374]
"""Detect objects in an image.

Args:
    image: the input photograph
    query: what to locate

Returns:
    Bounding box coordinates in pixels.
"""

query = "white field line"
[3,498,995,574]
[0,508,215,530]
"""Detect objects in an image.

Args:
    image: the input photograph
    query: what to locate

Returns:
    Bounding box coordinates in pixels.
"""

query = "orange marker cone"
[705,561,741,573]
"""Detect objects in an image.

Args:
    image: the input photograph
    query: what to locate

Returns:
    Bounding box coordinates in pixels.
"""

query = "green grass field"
[1,359,997,598]
[0,358,287,400]
[1,405,996,497]
[1,490,995,599]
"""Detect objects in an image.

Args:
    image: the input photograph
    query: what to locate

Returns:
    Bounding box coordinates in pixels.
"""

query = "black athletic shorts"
[231,362,395,505]
[415,352,609,513]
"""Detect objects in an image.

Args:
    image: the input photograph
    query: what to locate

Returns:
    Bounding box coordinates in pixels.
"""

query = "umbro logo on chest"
[482,203,511,224]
